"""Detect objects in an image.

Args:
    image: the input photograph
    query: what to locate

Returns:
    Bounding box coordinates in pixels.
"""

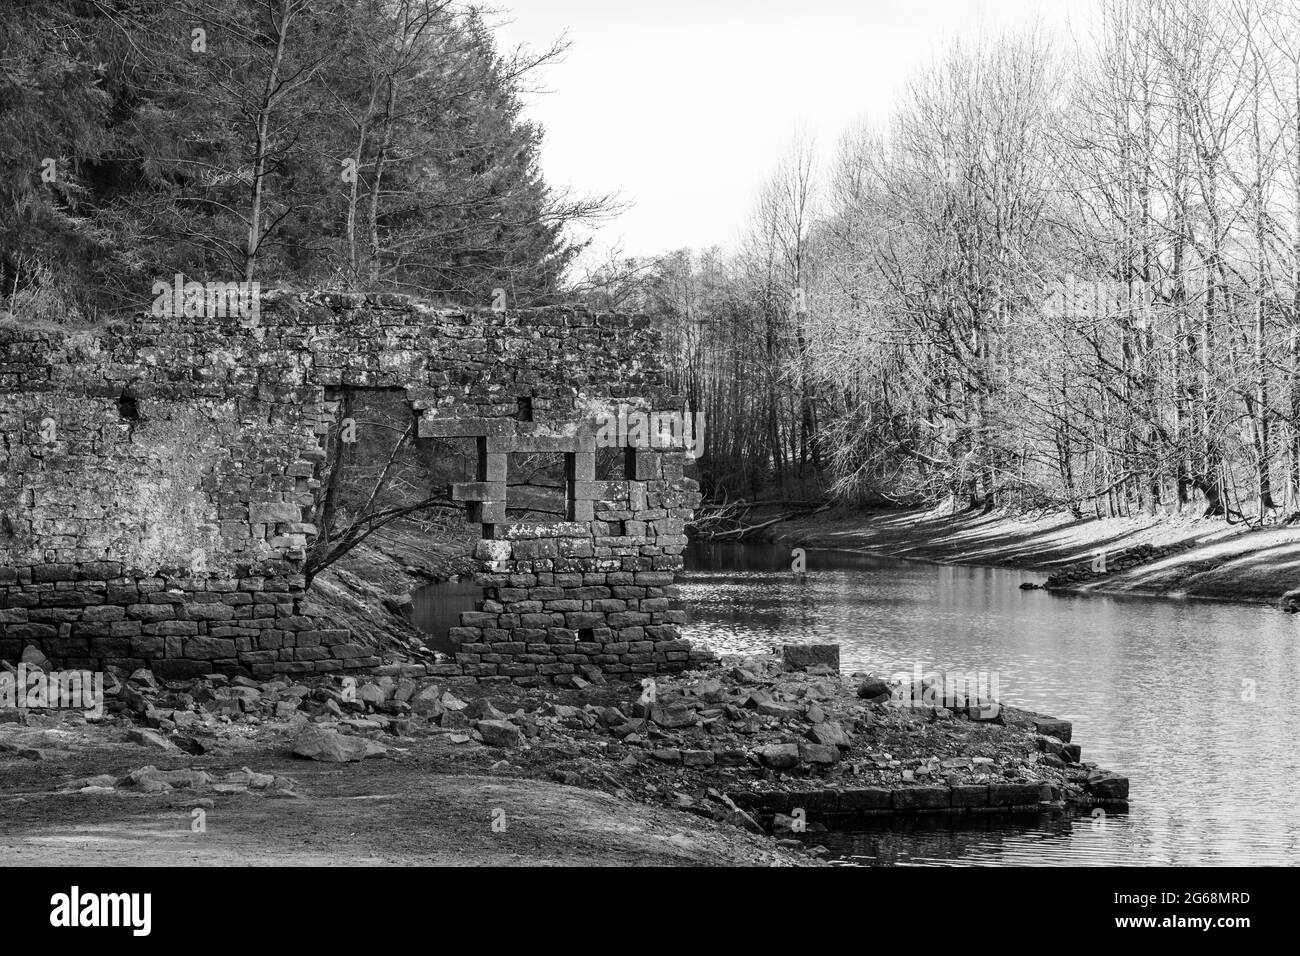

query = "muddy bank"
[0,646,1125,865]
[0,673,806,867]
[1,758,795,867]
[762,506,1300,607]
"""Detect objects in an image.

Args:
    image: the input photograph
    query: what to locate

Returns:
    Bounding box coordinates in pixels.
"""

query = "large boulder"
[126,766,211,789]
[806,720,853,750]
[20,645,50,670]
[758,743,801,770]
[476,719,521,749]
[1034,719,1072,743]
[410,685,445,716]
[650,703,698,729]
[1085,771,1129,800]
[756,700,802,721]
[856,676,892,701]
[799,742,839,765]
[968,702,1003,723]
[466,698,506,721]
[291,726,386,763]
[781,644,840,674]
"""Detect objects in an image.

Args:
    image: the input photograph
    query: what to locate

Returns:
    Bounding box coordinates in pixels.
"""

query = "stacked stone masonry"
[432,415,710,685]
[0,291,709,683]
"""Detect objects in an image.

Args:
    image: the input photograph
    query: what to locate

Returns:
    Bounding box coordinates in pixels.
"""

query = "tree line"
[588,0,1300,526]
[0,0,621,581]
[1,0,608,322]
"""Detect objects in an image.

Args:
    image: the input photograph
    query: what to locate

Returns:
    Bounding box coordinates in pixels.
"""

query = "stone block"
[782,643,840,673]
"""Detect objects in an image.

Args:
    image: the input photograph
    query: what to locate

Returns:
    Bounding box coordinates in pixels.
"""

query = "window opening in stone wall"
[308,386,472,587]
[506,451,567,520]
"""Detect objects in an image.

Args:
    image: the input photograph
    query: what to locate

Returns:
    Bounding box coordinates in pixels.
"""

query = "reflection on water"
[682,541,1300,866]
[813,812,1090,867]
[409,578,481,654]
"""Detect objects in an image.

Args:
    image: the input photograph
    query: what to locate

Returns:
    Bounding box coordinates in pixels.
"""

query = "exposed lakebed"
[411,541,1299,865]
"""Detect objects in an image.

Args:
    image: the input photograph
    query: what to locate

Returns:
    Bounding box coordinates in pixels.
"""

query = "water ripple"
[683,541,1300,866]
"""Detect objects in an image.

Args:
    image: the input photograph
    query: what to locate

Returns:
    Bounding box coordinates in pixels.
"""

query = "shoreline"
[758,505,1300,609]
[0,650,1123,866]
[0,518,1132,866]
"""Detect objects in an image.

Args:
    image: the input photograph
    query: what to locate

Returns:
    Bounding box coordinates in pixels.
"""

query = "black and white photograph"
[0,0,1289,926]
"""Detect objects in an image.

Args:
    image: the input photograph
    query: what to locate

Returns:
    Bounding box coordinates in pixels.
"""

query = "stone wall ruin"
[0,292,707,682]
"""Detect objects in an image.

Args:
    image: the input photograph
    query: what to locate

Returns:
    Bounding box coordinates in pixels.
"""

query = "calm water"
[411,543,1300,866]
[683,541,1300,866]
[410,578,483,655]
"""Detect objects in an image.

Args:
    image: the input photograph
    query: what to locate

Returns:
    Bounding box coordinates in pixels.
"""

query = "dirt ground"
[767,505,1300,606]
[0,647,1111,868]
[0,727,808,867]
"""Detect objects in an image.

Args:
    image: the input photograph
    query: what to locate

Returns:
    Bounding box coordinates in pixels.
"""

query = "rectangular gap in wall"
[506,452,566,520]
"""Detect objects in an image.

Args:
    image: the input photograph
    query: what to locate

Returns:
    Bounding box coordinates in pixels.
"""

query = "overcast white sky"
[489,0,1092,261]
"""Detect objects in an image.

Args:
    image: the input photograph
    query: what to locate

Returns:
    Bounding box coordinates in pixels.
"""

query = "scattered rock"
[1034,719,1072,742]
[466,698,506,721]
[440,709,470,730]
[856,676,892,701]
[19,645,50,670]
[806,720,853,749]
[127,766,211,790]
[756,700,802,721]
[224,767,276,789]
[67,774,118,791]
[758,743,800,770]
[799,742,839,765]
[968,703,1004,723]
[291,726,386,763]
[411,685,445,716]
[781,644,840,674]
[1085,771,1129,800]
[1036,734,1066,757]
[125,728,179,752]
[650,704,698,729]
[476,719,521,749]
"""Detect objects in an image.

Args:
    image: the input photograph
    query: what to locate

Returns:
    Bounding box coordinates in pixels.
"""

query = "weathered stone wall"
[429,416,710,686]
[0,291,705,682]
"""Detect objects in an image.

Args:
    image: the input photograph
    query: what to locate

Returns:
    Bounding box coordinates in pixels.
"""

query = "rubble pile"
[2,643,1128,836]
[1037,541,1201,589]
[61,764,298,798]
